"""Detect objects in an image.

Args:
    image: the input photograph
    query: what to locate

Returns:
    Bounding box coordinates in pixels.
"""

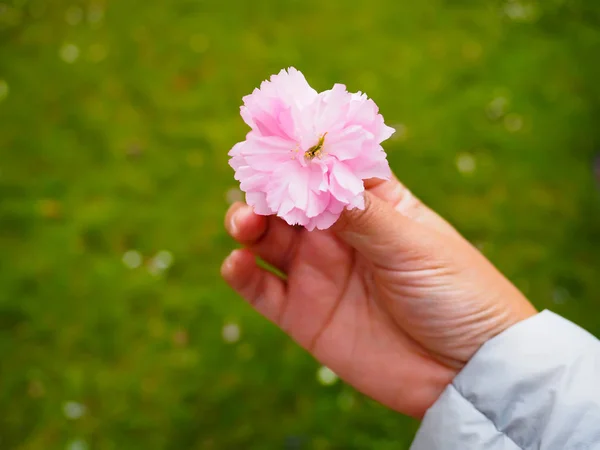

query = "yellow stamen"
[304,133,328,160]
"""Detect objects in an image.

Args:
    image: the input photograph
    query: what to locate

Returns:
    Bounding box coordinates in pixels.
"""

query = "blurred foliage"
[1,0,600,448]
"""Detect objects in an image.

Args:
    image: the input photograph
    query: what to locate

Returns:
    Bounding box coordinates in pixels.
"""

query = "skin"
[221,174,537,419]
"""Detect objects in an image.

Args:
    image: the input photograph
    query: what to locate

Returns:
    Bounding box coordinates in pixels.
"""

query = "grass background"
[1,0,600,448]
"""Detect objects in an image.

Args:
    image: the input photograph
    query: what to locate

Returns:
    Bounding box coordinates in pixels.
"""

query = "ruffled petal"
[329,160,364,203]
[313,84,352,135]
[281,207,310,227]
[306,210,341,231]
[235,166,269,192]
[238,135,293,171]
[265,160,307,213]
[241,67,318,140]
[346,93,395,144]
[306,190,331,218]
[246,192,272,215]
[347,193,365,210]
[325,126,372,161]
[343,145,392,180]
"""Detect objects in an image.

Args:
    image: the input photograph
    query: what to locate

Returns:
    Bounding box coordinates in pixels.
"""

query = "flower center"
[304,133,328,160]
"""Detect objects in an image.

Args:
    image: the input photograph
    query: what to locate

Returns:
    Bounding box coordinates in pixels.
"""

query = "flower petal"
[271,67,318,108]
[329,160,364,203]
[325,126,372,161]
[241,67,318,140]
[348,193,365,210]
[346,93,395,144]
[239,135,294,171]
[306,190,331,218]
[344,146,392,180]
[307,160,328,191]
[287,171,310,210]
[246,192,272,215]
[235,166,269,192]
[306,210,341,231]
[265,160,310,213]
[314,84,352,135]
[282,207,309,227]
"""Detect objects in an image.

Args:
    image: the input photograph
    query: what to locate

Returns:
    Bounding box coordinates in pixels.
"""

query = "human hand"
[221,174,537,418]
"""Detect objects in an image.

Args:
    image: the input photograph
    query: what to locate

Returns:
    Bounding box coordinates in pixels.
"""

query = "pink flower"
[229,67,395,231]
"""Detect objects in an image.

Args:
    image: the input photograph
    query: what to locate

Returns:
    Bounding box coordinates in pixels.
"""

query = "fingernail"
[229,214,238,236]
[232,205,254,235]
[223,250,238,272]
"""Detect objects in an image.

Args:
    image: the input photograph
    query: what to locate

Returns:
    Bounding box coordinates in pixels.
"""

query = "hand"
[221,174,537,418]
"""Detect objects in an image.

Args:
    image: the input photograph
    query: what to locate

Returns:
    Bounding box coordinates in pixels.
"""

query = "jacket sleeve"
[410,310,600,450]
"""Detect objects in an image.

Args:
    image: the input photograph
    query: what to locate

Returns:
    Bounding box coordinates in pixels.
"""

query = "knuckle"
[394,184,422,217]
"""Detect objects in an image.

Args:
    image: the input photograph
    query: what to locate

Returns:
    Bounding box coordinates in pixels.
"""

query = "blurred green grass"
[1,0,600,448]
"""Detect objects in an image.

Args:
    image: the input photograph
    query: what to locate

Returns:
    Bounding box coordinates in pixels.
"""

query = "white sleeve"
[411,310,600,450]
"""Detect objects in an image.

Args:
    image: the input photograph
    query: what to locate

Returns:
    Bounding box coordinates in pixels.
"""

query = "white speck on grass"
[456,153,476,175]
[475,241,488,252]
[390,123,408,142]
[504,113,523,133]
[486,96,508,120]
[553,287,571,305]
[154,250,174,270]
[317,366,338,386]
[66,439,89,450]
[504,1,536,21]
[63,401,86,420]
[222,323,240,343]
[147,250,173,275]
[122,250,142,269]
[225,187,243,204]
[60,43,80,63]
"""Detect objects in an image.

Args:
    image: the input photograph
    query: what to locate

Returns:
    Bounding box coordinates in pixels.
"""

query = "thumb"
[332,191,438,266]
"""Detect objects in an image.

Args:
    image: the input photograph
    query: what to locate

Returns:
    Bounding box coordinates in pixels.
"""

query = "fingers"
[364,176,461,239]
[221,248,287,324]
[225,202,300,273]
